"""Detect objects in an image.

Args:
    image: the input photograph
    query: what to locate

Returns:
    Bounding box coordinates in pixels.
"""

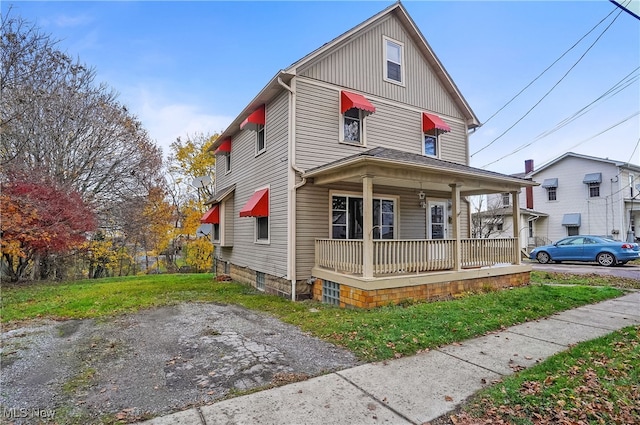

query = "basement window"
[322,280,340,306]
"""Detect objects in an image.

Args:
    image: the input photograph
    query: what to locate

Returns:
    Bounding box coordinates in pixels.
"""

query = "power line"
[480,68,640,168]
[481,6,620,127]
[471,6,624,158]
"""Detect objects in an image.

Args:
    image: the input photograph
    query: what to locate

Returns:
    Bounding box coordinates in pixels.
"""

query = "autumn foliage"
[1,174,96,281]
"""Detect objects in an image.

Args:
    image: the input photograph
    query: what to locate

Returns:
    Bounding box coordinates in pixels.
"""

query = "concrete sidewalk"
[139,291,640,425]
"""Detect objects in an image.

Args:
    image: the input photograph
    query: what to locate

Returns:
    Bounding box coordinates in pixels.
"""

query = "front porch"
[311,237,531,308]
[300,147,537,308]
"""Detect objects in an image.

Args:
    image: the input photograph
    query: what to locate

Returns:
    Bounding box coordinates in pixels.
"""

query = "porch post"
[363,175,374,278]
[511,190,521,265]
[450,184,462,271]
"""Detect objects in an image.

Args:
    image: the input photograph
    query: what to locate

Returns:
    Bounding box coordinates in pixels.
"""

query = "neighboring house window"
[332,195,395,240]
[528,220,533,238]
[631,174,635,197]
[547,187,557,201]
[343,108,362,143]
[256,124,266,155]
[588,182,600,198]
[384,37,403,84]
[567,226,579,236]
[423,130,438,156]
[501,193,510,207]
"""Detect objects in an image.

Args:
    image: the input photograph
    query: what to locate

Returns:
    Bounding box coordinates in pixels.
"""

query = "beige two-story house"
[203,2,536,308]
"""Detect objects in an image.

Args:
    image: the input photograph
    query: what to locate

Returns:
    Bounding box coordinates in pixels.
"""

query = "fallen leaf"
[445,395,454,402]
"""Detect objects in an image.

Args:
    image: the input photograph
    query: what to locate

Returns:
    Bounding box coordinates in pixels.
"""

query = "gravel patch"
[1,303,360,424]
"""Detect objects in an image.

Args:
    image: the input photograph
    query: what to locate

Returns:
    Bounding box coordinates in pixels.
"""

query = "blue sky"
[5,1,640,175]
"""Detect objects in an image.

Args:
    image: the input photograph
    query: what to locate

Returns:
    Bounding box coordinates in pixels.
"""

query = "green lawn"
[454,326,640,425]
[1,273,626,362]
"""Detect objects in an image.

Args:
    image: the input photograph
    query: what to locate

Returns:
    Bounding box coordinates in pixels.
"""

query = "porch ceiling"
[303,147,537,196]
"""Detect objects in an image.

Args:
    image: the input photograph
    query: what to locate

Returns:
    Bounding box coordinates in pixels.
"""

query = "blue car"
[530,235,640,267]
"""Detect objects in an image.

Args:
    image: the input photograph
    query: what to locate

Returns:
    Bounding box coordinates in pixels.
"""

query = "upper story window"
[214,138,232,174]
[256,124,265,154]
[583,173,602,198]
[224,153,231,174]
[240,105,266,156]
[630,174,635,197]
[344,108,362,143]
[501,193,510,207]
[423,131,438,156]
[421,112,450,157]
[384,37,404,84]
[340,91,375,146]
[542,178,558,201]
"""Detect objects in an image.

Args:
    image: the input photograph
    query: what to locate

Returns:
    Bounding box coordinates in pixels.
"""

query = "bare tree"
[1,12,163,216]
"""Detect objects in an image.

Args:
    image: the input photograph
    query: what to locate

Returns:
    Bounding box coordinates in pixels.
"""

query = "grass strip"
[458,326,640,425]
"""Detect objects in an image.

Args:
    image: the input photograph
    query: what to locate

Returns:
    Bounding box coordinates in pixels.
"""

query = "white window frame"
[588,182,600,198]
[224,153,231,175]
[547,186,557,201]
[383,36,404,85]
[340,107,366,146]
[422,130,439,157]
[254,184,270,245]
[255,123,266,156]
[329,190,399,240]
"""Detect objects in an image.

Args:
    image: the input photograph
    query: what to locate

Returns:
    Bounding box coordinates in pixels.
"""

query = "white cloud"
[133,89,233,158]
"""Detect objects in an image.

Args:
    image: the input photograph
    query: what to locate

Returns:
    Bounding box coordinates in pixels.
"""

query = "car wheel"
[596,252,616,267]
[536,252,551,264]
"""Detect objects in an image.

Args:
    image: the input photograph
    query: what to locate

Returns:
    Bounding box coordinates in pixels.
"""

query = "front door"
[428,201,447,239]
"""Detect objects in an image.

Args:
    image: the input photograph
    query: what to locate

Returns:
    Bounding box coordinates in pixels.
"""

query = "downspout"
[278,76,307,301]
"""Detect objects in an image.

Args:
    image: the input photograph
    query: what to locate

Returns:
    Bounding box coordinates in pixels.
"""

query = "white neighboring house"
[485,152,640,248]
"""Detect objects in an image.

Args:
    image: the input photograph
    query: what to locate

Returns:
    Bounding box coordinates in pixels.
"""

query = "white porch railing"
[461,238,515,268]
[315,238,516,275]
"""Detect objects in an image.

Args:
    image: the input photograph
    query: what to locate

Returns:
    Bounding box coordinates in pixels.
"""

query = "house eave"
[209,72,295,152]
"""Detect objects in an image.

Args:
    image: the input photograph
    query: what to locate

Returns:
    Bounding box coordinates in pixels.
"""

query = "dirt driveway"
[1,303,360,424]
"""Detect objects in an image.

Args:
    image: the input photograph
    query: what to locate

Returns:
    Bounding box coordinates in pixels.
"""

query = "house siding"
[214,90,290,290]
[295,78,467,171]
[299,15,464,119]
[524,156,627,242]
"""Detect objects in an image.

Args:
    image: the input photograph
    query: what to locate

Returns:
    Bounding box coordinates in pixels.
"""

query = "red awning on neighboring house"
[239,188,269,217]
[340,91,376,114]
[240,105,266,131]
[214,138,232,155]
[422,112,451,132]
[200,205,219,224]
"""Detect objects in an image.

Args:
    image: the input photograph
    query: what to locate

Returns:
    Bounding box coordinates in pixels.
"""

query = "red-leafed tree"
[1,172,96,281]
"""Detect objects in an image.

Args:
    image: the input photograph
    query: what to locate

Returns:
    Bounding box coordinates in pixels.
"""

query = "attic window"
[384,37,404,84]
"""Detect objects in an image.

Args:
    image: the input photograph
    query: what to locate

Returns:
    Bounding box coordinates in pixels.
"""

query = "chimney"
[525,160,533,209]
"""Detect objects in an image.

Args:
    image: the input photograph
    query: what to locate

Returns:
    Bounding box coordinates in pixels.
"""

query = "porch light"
[418,191,425,200]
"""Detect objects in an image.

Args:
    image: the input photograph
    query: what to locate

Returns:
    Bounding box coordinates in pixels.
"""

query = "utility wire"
[471,6,624,158]
[481,68,640,168]
[481,6,620,127]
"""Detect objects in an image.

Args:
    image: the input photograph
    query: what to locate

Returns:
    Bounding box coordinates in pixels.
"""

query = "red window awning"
[200,205,219,224]
[341,91,376,114]
[422,112,451,132]
[240,105,265,131]
[214,138,232,155]
[239,188,269,218]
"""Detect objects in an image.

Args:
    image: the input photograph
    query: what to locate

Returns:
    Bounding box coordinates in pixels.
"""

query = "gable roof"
[529,152,640,177]
[211,1,479,152]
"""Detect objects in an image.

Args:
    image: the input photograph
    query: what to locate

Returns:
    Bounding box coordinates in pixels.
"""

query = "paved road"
[529,260,640,280]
